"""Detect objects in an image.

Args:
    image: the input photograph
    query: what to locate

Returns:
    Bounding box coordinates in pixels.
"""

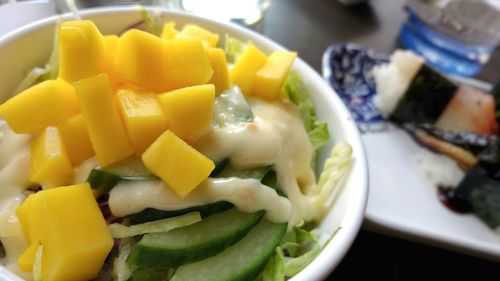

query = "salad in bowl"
[0,7,367,281]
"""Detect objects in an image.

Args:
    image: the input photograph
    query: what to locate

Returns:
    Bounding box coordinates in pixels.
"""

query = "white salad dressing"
[109,99,321,227]
[0,121,32,278]
[109,178,291,222]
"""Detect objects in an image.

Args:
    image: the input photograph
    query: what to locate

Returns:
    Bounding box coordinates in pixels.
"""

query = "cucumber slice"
[127,201,234,224]
[127,209,265,268]
[170,219,288,281]
[210,158,229,177]
[87,156,156,193]
[128,268,172,281]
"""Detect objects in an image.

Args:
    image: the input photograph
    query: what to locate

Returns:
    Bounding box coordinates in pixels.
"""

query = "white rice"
[413,149,465,188]
[372,50,424,117]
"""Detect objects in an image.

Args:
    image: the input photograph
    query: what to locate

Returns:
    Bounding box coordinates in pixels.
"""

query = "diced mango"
[117,31,213,92]
[116,29,168,92]
[29,127,74,186]
[116,89,169,154]
[179,24,220,48]
[16,195,34,244]
[161,22,179,40]
[230,44,267,95]
[18,243,38,272]
[58,20,105,82]
[103,35,120,90]
[252,51,297,100]
[103,35,119,73]
[0,79,79,133]
[58,114,95,166]
[74,74,133,167]
[142,130,215,197]
[163,38,214,91]
[159,84,215,141]
[207,48,231,95]
[16,183,114,281]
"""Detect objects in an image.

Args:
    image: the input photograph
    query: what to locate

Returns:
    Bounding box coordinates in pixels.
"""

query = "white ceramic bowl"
[0,7,368,281]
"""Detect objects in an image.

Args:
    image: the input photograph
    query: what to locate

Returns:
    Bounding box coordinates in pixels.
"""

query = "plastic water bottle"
[399,0,500,77]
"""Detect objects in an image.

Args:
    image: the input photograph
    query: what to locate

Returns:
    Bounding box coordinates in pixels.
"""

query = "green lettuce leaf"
[316,141,352,208]
[259,248,285,281]
[33,244,43,281]
[259,226,335,281]
[15,20,60,94]
[137,6,163,36]
[284,71,330,151]
[113,238,137,281]
[283,245,321,277]
[109,212,201,238]
[224,35,246,64]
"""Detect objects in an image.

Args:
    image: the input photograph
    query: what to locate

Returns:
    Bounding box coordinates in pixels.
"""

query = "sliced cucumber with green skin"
[127,209,265,268]
[87,156,156,193]
[128,268,172,281]
[127,201,234,224]
[170,219,288,281]
[210,158,230,177]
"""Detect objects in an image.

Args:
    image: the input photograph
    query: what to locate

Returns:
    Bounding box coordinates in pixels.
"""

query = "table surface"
[263,0,500,280]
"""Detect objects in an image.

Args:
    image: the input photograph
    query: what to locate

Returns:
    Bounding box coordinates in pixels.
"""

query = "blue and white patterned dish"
[322,44,500,261]
[322,44,387,128]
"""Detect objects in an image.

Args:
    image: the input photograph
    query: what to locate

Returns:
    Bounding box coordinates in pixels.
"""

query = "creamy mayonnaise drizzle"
[110,178,291,222]
[0,121,31,277]
[109,99,320,227]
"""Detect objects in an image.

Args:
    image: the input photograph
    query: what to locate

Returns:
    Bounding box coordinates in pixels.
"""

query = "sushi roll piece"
[373,50,497,136]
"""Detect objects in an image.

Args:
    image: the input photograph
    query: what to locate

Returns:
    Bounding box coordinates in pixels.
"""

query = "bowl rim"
[0,6,368,281]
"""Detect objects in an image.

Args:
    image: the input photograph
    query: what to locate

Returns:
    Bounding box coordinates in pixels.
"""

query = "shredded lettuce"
[316,141,352,209]
[109,212,201,238]
[33,244,43,281]
[136,6,163,36]
[285,71,330,152]
[113,238,137,281]
[224,35,246,64]
[260,248,285,281]
[260,227,336,281]
[308,121,329,151]
[283,246,321,277]
[15,20,60,94]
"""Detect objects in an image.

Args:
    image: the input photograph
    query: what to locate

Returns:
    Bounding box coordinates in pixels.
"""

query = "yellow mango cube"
[30,127,74,186]
[117,29,168,92]
[103,35,119,73]
[103,35,120,90]
[58,20,106,82]
[0,79,79,133]
[16,195,34,243]
[116,89,169,154]
[179,24,220,48]
[230,44,267,95]
[163,38,214,91]
[58,114,95,166]
[252,51,297,100]
[207,48,231,95]
[161,22,179,40]
[18,243,38,272]
[142,130,215,197]
[17,183,114,281]
[74,74,134,167]
[159,84,215,141]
